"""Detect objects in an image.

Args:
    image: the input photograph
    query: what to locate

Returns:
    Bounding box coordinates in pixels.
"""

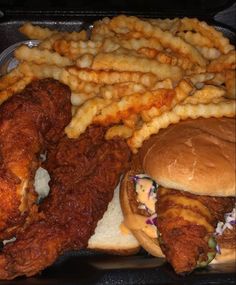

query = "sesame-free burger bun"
[211,248,236,264]
[140,117,235,197]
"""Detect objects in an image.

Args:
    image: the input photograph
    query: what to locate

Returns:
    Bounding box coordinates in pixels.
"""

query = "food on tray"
[0,79,71,240]
[120,117,236,274]
[0,15,235,153]
[0,15,235,279]
[0,125,130,279]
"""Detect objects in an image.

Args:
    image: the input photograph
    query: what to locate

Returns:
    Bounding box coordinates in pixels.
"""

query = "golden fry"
[92,53,183,81]
[188,72,215,86]
[68,67,157,87]
[116,36,163,51]
[205,72,225,86]
[180,18,234,54]
[183,85,226,105]
[18,62,101,94]
[0,66,23,90]
[76,54,94,68]
[14,45,73,66]
[93,88,175,126]
[19,22,57,40]
[0,76,33,104]
[91,17,115,41]
[177,31,213,48]
[146,18,180,33]
[137,48,194,70]
[105,124,134,140]
[141,79,192,121]
[100,82,146,100]
[151,78,173,90]
[53,39,102,59]
[122,113,140,128]
[70,91,98,106]
[65,97,112,138]
[39,30,87,51]
[196,46,221,60]
[207,50,236,73]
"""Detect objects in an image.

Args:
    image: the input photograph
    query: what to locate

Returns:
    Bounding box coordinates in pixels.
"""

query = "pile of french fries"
[0,16,235,152]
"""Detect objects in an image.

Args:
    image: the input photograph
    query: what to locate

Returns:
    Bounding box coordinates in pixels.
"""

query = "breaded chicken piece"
[0,79,71,240]
[156,187,235,274]
[0,126,130,279]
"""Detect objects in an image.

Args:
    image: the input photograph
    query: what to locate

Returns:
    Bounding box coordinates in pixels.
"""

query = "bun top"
[140,117,235,197]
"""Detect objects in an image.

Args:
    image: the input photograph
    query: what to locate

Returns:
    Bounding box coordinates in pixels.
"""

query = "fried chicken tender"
[0,126,130,279]
[0,79,71,240]
[156,187,235,274]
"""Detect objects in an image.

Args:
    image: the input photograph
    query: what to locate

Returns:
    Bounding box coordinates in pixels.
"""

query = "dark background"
[0,1,235,284]
[0,0,235,18]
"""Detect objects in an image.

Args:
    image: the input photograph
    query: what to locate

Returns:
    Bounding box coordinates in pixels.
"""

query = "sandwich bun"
[140,117,235,197]
[211,248,236,264]
[88,183,140,255]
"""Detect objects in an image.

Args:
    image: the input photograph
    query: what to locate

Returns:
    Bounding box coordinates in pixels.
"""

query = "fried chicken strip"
[0,79,71,240]
[0,126,130,279]
[156,187,235,274]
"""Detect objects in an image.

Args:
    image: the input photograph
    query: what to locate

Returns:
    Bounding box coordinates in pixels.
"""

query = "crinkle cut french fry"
[207,50,236,73]
[183,85,226,105]
[129,99,236,153]
[188,72,215,86]
[141,79,192,121]
[180,18,234,54]
[137,48,194,70]
[93,88,175,126]
[76,54,94,68]
[20,22,87,42]
[151,78,173,90]
[53,39,102,59]
[70,91,98,106]
[205,72,225,86]
[19,22,57,40]
[0,76,33,104]
[18,62,101,94]
[14,45,73,67]
[39,30,88,51]
[177,31,214,48]
[100,82,146,100]
[146,18,180,33]
[116,36,163,51]
[0,66,23,90]
[39,34,64,50]
[122,113,140,129]
[196,46,221,60]
[65,97,112,138]
[91,17,115,41]
[92,53,183,81]
[105,124,134,140]
[108,15,206,66]
[67,67,157,87]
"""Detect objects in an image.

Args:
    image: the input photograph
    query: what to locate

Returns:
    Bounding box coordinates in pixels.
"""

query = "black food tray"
[0,13,235,285]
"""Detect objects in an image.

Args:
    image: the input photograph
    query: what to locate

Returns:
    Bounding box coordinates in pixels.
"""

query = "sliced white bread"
[88,184,140,255]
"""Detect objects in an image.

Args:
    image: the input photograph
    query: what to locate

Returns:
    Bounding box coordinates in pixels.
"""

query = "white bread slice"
[88,184,140,255]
